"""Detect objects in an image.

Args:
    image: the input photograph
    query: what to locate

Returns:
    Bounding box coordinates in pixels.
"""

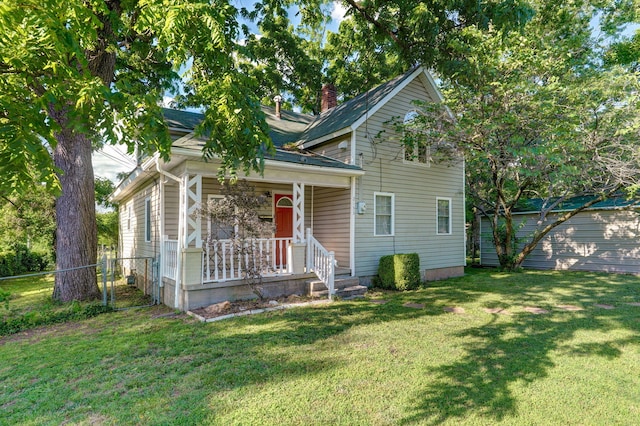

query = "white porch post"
[292,182,305,243]
[183,174,202,248]
[175,174,203,310]
[290,182,306,273]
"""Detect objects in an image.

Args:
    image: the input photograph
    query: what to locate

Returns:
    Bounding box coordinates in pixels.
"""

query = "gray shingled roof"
[163,109,360,171]
[161,68,421,169]
[513,194,640,213]
[262,105,313,146]
[162,67,419,148]
[163,108,205,132]
[172,135,361,170]
[298,67,418,145]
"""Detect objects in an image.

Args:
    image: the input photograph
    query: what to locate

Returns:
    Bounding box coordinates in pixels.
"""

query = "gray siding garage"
[480,201,640,274]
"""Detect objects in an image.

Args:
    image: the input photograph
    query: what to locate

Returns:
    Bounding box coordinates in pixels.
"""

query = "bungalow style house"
[111,67,466,311]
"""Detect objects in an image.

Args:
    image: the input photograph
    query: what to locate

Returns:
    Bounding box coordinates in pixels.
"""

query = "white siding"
[118,180,161,264]
[480,210,640,274]
[350,77,466,277]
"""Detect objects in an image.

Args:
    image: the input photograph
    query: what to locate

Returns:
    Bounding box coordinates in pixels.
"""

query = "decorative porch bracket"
[182,174,202,248]
[293,182,304,243]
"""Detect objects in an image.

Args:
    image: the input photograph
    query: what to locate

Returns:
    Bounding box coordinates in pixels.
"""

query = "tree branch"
[342,0,410,54]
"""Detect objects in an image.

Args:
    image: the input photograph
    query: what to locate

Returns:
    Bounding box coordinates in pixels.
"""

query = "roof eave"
[175,143,363,175]
[299,127,352,149]
[109,153,161,202]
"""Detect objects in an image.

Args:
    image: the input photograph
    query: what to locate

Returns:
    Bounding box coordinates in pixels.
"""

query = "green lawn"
[0,274,55,311]
[2,268,640,425]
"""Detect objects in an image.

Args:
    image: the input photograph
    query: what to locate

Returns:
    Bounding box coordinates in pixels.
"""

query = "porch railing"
[203,238,292,282]
[163,238,179,281]
[306,228,335,299]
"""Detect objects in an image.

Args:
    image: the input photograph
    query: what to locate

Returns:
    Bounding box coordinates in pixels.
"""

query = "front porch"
[161,230,362,310]
[155,158,364,310]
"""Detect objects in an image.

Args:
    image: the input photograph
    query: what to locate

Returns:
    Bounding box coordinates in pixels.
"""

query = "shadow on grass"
[3,268,640,424]
[399,268,640,425]
[1,291,454,424]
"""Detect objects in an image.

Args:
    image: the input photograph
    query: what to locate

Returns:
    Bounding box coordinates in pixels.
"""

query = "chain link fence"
[0,255,160,313]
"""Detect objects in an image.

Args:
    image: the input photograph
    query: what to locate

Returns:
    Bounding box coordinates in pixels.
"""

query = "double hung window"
[374,193,394,236]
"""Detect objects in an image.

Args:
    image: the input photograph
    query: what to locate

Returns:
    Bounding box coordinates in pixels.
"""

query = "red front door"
[274,194,293,266]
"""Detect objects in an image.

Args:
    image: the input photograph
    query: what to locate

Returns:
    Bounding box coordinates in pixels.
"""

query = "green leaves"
[393,1,640,269]
[0,0,276,194]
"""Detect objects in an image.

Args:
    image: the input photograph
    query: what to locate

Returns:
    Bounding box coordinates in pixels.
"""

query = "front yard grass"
[1,268,640,425]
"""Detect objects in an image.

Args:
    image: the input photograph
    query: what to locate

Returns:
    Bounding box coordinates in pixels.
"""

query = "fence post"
[110,258,116,307]
[153,257,160,304]
[102,254,107,306]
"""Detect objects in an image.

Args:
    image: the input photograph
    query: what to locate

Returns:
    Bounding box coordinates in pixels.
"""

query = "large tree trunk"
[47,3,118,302]
[51,110,100,302]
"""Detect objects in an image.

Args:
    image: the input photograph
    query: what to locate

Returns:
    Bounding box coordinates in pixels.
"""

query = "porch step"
[307,276,367,299]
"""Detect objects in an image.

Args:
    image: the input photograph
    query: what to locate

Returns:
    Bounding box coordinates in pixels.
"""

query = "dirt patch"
[0,320,95,346]
[523,306,549,314]
[403,302,425,309]
[443,306,465,314]
[556,305,584,311]
[189,295,326,321]
[594,303,615,310]
[0,305,180,345]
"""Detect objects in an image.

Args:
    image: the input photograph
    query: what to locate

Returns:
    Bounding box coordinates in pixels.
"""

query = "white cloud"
[331,1,347,23]
[92,144,136,184]
[161,96,176,108]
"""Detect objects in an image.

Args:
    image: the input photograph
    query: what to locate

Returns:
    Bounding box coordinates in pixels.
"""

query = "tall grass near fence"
[0,274,111,335]
[0,265,152,336]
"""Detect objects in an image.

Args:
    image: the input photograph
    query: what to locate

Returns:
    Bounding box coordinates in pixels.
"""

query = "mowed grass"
[2,268,640,425]
[0,274,55,311]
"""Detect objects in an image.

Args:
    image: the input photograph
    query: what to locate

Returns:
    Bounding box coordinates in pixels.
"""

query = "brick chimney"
[321,83,337,112]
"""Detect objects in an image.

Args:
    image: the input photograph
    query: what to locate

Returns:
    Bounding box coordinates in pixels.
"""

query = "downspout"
[462,159,467,266]
[350,129,358,277]
[350,175,356,277]
[156,158,182,309]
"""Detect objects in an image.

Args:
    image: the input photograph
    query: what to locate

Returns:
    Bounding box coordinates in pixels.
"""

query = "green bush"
[377,253,421,291]
[0,244,52,277]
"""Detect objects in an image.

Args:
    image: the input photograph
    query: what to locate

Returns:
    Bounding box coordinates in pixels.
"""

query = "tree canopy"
[394,1,640,270]
[1,0,541,300]
[0,0,273,301]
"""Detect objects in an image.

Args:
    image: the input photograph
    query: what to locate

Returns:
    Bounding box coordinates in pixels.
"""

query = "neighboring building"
[111,67,466,310]
[480,196,640,274]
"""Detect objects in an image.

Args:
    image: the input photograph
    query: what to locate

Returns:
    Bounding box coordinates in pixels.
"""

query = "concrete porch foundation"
[174,273,317,311]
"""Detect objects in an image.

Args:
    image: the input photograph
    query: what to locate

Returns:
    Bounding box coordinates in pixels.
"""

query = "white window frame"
[144,197,152,242]
[207,194,235,240]
[436,197,452,235]
[374,192,395,236]
[402,109,430,167]
[403,143,431,166]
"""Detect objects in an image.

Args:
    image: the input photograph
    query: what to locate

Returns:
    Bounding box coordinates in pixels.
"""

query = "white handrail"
[306,228,335,300]
[163,238,179,280]
[202,237,291,282]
